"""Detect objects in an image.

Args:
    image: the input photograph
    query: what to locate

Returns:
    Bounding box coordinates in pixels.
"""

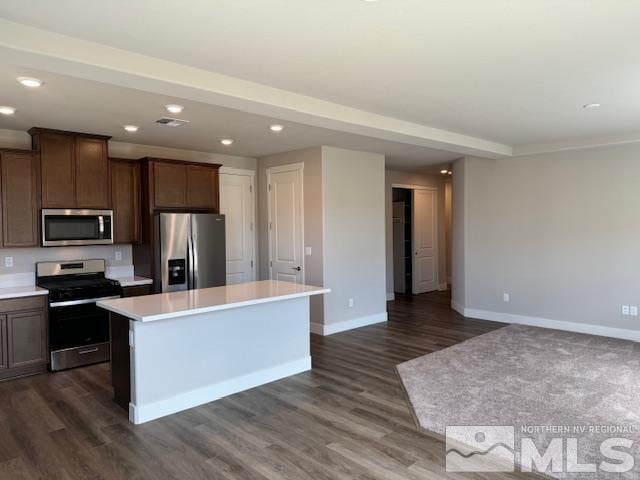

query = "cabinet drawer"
[50,342,109,371]
[122,285,152,298]
[0,296,47,313]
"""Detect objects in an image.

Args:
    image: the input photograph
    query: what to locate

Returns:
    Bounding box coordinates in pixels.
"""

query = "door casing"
[266,163,305,284]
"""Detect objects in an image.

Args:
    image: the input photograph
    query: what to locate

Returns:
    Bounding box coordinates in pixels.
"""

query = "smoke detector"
[155,117,190,127]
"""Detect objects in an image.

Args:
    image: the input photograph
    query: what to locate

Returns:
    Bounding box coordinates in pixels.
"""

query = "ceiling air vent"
[155,117,190,127]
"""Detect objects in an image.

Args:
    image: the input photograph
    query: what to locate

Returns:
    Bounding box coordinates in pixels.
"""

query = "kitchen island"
[97,280,329,424]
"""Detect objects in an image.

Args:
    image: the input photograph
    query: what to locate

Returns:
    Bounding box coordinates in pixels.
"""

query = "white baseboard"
[450,300,465,316]
[386,291,395,301]
[311,312,388,336]
[129,356,311,424]
[460,306,640,342]
[437,283,448,291]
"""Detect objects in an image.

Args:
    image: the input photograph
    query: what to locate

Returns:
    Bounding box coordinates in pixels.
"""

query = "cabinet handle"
[78,347,99,355]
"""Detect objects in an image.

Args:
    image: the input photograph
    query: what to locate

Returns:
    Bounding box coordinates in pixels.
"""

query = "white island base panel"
[128,296,310,424]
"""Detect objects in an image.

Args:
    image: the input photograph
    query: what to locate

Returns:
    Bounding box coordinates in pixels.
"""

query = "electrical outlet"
[622,305,630,316]
[115,250,122,261]
[631,306,638,317]
[348,298,354,308]
[503,293,510,303]
[4,256,12,268]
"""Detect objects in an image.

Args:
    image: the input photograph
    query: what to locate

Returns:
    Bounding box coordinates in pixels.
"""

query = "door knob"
[292,266,301,271]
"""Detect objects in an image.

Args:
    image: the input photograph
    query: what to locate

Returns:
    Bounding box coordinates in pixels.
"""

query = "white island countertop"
[97,280,330,322]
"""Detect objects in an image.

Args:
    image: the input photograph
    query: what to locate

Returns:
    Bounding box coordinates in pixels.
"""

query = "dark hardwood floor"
[0,291,533,479]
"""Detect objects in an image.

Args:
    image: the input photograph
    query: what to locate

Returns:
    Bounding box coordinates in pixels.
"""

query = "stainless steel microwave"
[42,209,114,247]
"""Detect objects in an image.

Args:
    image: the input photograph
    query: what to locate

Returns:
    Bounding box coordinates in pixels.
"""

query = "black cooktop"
[37,273,121,303]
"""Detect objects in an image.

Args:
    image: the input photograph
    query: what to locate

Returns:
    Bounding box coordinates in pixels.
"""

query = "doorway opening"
[391,181,450,296]
[392,188,413,294]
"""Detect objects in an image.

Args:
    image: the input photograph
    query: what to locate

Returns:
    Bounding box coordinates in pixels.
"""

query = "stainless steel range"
[36,259,121,371]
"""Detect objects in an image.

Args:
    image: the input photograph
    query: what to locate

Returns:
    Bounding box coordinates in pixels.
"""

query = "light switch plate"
[115,250,122,261]
[4,256,13,268]
[631,306,638,317]
[503,293,510,303]
[622,305,630,315]
[305,246,312,256]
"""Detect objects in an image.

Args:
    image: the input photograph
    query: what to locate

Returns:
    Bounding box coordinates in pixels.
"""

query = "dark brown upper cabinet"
[153,161,188,208]
[0,149,40,248]
[110,158,141,244]
[145,158,220,211]
[187,165,219,210]
[30,128,111,209]
[75,137,110,208]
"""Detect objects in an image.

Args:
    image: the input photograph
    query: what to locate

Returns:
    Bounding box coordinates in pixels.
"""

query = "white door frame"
[219,166,257,281]
[392,183,441,290]
[266,162,305,283]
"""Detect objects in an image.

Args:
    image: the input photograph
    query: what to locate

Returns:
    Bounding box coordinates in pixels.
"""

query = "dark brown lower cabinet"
[111,284,151,409]
[0,296,48,381]
[121,284,152,298]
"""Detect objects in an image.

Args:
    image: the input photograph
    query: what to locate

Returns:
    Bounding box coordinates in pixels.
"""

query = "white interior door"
[412,188,438,294]
[220,171,255,284]
[268,164,304,284]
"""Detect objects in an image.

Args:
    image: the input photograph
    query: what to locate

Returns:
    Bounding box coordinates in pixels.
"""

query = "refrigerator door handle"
[187,228,194,289]
[190,220,198,289]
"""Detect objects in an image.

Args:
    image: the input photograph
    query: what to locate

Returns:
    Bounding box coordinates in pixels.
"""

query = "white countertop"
[107,275,153,287]
[0,285,48,300]
[97,280,330,322]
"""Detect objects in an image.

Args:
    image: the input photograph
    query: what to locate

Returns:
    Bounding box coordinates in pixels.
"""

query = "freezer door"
[159,213,191,292]
[190,214,226,289]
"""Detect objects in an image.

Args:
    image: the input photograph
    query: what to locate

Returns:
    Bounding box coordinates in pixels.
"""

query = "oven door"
[42,209,113,247]
[49,302,111,370]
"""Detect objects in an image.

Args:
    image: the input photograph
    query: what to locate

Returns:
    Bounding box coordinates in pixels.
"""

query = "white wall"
[453,144,640,339]
[0,245,132,277]
[451,157,467,310]
[385,170,447,297]
[322,147,387,331]
[257,146,387,334]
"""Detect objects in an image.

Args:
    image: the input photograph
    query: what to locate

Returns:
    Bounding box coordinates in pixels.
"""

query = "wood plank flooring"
[0,291,535,479]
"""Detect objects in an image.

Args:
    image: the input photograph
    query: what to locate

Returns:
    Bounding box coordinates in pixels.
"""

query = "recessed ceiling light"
[269,124,284,132]
[123,125,139,132]
[220,139,234,146]
[165,104,184,114]
[0,106,16,115]
[440,169,448,174]
[583,103,601,109]
[17,77,43,88]
[448,171,453,175]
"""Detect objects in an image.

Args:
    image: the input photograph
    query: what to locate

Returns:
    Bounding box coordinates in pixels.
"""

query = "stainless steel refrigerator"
[159,213,226,292]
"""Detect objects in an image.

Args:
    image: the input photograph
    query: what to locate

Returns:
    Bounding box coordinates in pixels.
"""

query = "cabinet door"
[1,151,40,247]
[39,133,76,208]
[75,137,110,208]
[121,285,152,297]
[154,162,187,208]
[7,310,47,369]
[187,165,219,210]
[111,160,140,243]
[0,315,6,371]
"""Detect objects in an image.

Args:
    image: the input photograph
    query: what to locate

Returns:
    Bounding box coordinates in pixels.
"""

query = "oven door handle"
[50,296,120,307]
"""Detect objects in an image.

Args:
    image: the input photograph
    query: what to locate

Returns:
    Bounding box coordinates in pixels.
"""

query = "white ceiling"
[0,64,457,170]
[1,0,639,164]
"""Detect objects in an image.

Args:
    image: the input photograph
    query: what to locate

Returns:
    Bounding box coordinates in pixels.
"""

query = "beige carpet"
[396,324,640,479]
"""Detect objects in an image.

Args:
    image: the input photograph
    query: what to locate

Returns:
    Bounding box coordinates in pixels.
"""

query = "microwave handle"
[98,216,104,234]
